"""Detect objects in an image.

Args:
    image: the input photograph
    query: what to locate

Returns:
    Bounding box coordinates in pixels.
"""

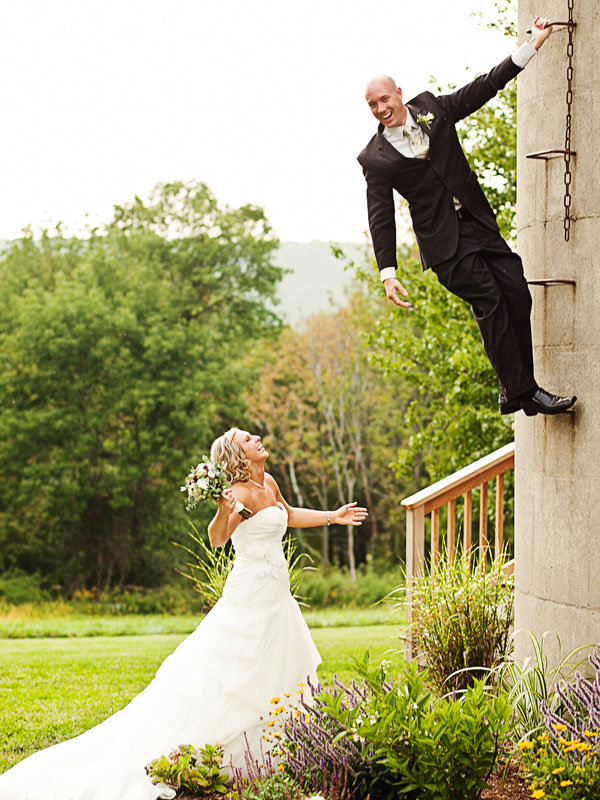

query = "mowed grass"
[0,605,398,639]
[0,622,404,773]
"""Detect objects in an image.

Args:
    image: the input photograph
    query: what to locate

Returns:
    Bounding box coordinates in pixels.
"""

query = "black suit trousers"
[431,212,537,402]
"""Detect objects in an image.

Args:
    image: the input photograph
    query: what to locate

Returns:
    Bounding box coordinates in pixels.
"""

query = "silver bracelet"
[326,510,331,526]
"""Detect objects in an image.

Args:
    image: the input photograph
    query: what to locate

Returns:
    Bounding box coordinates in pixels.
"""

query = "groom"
[358,16,576,416]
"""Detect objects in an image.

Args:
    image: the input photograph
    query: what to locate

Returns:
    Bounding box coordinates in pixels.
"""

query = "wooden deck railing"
[401,442,515,658]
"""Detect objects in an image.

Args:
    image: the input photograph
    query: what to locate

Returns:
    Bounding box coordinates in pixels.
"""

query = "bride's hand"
[332,502,368,526]
[218,488,238,515]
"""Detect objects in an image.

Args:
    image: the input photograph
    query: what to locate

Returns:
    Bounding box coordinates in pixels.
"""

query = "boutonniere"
[416,112,435,130]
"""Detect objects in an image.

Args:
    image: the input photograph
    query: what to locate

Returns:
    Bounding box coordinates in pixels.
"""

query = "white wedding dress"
[0,503,321,800]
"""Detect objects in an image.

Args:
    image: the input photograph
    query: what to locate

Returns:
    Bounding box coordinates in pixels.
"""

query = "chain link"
[563,0,575,241]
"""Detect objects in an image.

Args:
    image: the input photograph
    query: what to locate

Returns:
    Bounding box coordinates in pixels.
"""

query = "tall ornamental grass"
[491,630,591,744]
[398,550,514,691]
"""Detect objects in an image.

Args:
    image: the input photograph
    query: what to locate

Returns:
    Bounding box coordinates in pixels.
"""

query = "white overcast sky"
[0,0,519,243]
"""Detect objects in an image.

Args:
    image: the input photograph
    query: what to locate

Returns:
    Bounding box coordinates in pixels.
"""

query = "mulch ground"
[482,762,530,800]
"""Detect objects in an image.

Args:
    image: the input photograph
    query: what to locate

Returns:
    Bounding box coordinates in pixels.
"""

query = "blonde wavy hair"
[210,427,252,485]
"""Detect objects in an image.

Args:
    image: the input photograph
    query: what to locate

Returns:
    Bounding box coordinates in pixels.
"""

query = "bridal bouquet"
[181,457,229,511]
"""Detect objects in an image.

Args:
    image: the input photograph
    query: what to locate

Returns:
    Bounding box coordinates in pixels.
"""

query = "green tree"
[0,181,282,592]
[251,288,411,572]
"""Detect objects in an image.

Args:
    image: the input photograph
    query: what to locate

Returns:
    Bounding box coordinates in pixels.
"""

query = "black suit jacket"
[357,55,522,272]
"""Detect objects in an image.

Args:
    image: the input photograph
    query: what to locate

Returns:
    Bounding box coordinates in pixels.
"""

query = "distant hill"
[274,240,368,326]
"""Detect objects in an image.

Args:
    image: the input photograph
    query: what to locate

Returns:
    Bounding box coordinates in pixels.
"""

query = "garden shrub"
[282,654,511,800]
[0,571,50,605]
[300,567,401,608]
[145,743,228,795]
[519,645,600,799]
[399,549,514,691]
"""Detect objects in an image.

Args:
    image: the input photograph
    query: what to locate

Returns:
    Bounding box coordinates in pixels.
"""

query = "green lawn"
[0,622,404,773]
[0,605,398,638]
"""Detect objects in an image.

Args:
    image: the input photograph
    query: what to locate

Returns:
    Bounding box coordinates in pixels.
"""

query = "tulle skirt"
[0,581,321,800]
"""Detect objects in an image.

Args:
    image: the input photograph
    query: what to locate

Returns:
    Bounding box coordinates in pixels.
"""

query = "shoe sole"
[500,403,521,415]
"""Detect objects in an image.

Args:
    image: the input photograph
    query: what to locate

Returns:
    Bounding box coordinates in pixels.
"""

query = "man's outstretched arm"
[439,15,553,123]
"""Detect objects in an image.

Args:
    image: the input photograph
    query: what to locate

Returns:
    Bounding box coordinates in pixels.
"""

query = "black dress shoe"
[499,395,521,415]
[521,388,577,417]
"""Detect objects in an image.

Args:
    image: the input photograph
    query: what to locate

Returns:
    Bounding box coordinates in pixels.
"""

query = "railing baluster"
[496,473,504,556]
[479,481,489,572]
[431,508,440,566]
[463,489,472,557]
[447,498,456,560]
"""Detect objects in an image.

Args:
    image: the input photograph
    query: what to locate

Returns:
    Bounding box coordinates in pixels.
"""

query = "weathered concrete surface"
[515,0,600,666]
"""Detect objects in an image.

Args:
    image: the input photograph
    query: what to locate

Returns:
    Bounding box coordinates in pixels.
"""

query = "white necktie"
[402,125,429,159]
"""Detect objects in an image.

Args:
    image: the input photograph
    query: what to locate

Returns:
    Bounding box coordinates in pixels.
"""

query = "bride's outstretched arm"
[267,475,368,528]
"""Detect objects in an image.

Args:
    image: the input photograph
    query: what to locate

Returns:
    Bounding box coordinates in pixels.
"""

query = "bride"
[0,427,367,800]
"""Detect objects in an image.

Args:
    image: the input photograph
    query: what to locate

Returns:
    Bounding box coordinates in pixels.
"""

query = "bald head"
[365,75,406,128]
[365,75,397,96]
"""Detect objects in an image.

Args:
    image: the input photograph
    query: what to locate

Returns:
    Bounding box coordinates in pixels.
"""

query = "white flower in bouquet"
[180,457,229,511]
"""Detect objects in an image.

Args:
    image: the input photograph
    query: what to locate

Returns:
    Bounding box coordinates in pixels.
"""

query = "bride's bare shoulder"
[265,473,279,489]
[231,480,252,500]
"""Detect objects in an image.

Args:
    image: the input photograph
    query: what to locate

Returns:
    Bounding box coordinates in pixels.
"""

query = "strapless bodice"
[224,503,290,599]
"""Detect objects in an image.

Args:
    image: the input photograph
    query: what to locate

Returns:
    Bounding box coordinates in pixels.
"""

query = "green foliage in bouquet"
[146,743,228,795]
[181,457,230,511]
[177,523,313,611]
[396,549,514,691]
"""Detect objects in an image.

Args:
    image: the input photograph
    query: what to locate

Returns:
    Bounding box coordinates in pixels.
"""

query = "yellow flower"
[576,742,592,751]
[553,723,567,732]
[552,767,565,775]
[305,714,311,723]
[518,740,534,750]
[558,737,569,745]
[283,692,291,697]
[270,697,281,704]
[278,764,285,771]
[575,766,582,773]
[275,706,285,714]
[532,790,545,799]
[297,682,306,688]
[560,780,573,787]
[267,721,276,727]
[584,729,597,737]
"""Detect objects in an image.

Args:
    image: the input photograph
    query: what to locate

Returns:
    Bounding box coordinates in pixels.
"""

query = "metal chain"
[563,0,575,241]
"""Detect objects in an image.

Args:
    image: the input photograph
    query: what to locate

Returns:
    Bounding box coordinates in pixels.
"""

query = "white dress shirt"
[379,42,538,282]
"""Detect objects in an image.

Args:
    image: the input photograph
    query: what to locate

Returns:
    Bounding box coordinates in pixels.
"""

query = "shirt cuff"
[511,41,537,69]
[380,267,397,282]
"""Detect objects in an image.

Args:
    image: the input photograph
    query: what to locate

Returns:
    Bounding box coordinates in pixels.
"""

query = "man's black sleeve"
[437,55,522,123]
[362,167,397,272]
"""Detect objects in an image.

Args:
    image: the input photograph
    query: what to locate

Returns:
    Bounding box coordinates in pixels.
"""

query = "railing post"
[405,505,425,661]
